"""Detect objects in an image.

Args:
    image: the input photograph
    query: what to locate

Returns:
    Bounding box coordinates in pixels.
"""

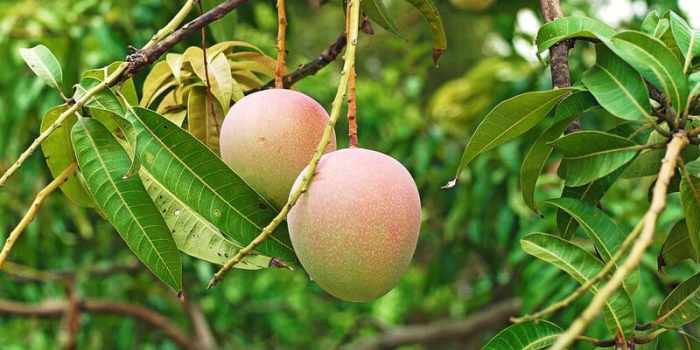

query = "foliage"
[2,0,700,349]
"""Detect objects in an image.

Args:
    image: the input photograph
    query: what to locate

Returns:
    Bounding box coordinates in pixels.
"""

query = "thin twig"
[512,221,644,323]
[1,259,141,282]
[350,298,521,350]
[0,0,200,186]
[0,298,196,349]
[550,132,689,350]
[253,33,347,92]
[274,0,287,88]
[207,0,362,288]
[0,163,77,269]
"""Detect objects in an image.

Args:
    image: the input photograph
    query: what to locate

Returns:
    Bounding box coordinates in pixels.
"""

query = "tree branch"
[538,0,576,132]
[252,32,347,93]
[0,0,247,186]
[123,0,249,78]
[551,132,689,350]
[208,0,361,287]
[350,298,521,350]
[0,298,196,350]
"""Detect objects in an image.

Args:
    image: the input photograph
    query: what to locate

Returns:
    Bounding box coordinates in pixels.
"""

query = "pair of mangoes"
[220,89,421,302]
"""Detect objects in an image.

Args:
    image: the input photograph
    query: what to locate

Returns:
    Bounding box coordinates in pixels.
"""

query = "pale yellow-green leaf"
[140,61,174,107]
[187,86,224,153]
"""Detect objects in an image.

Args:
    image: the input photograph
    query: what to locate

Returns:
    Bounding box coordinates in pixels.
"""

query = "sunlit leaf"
[187,86,225,153]
[19,44,63,91]
[127,107,295,262]
[610,30,688,114]
[482,320,561,350]
[140,61,174,107]
[166,53,184,83]
[448,89,572,187]
[553,131,639,186]
[670,11,700,73]
[640,10,661,35]
[521,233,636,337]
[582,45,652,121]
[71,118,182,291]
[40,105,93,207]
[536,16,616,53]
[657,272,700,327]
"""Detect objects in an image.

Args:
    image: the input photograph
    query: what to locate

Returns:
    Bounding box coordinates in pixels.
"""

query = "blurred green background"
[1,0,699,349]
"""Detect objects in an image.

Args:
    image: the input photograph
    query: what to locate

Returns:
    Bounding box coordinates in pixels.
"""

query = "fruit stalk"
[275,0,288,88]
[208,0,362,288]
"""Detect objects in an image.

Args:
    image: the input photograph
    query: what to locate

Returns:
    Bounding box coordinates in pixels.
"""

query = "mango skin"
[220,89,336,208]
[287,148,421,302]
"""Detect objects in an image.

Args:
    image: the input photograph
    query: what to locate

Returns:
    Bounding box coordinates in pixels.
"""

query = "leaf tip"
[432,48,445,66]
[441,178,457,190]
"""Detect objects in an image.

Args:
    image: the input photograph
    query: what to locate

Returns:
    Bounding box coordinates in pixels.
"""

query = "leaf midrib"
[470,92,564,159]
[616,36,682,112]
[524,240,627,334]
[658,277,700,324]
[79,119,179,287]
[594,64,652,120]
[132,111,291,250]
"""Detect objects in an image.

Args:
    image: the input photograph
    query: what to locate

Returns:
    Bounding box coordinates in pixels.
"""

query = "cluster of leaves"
[20,42,293,293]
[442,10,700,349]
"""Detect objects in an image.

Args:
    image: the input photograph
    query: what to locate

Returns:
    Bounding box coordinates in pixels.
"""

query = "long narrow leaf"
[127,107,295,262]
[71,118,182,291]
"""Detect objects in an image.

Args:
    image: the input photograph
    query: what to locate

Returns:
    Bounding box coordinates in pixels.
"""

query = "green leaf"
[536,16,616,53]
[690,71,700,101]
[610,30,688,114]
[482,320,562,350]
[140,61,174,107]
[640,10,661,35]
[71,118,182,291]
[82,62,138,106]
[362,0,400,36]
[557,166,626,238]
[670,11,700,73]
[680,173,700,261]
[140,170,271,270]
[19,45,63,91]
[545,197,638,293]
[74,77,125,117]
[166,53,184,84]
[403,0,447,63]
[520,91,597,213]
[40,105,94,207]
[187,86,225,154]
[660,220,695,268]
[522,233,636,337]
[553,131,640,186]
[127,107,295,262]
[448,89,572,188]
[582,45,652,121]
[657,271,700,327]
